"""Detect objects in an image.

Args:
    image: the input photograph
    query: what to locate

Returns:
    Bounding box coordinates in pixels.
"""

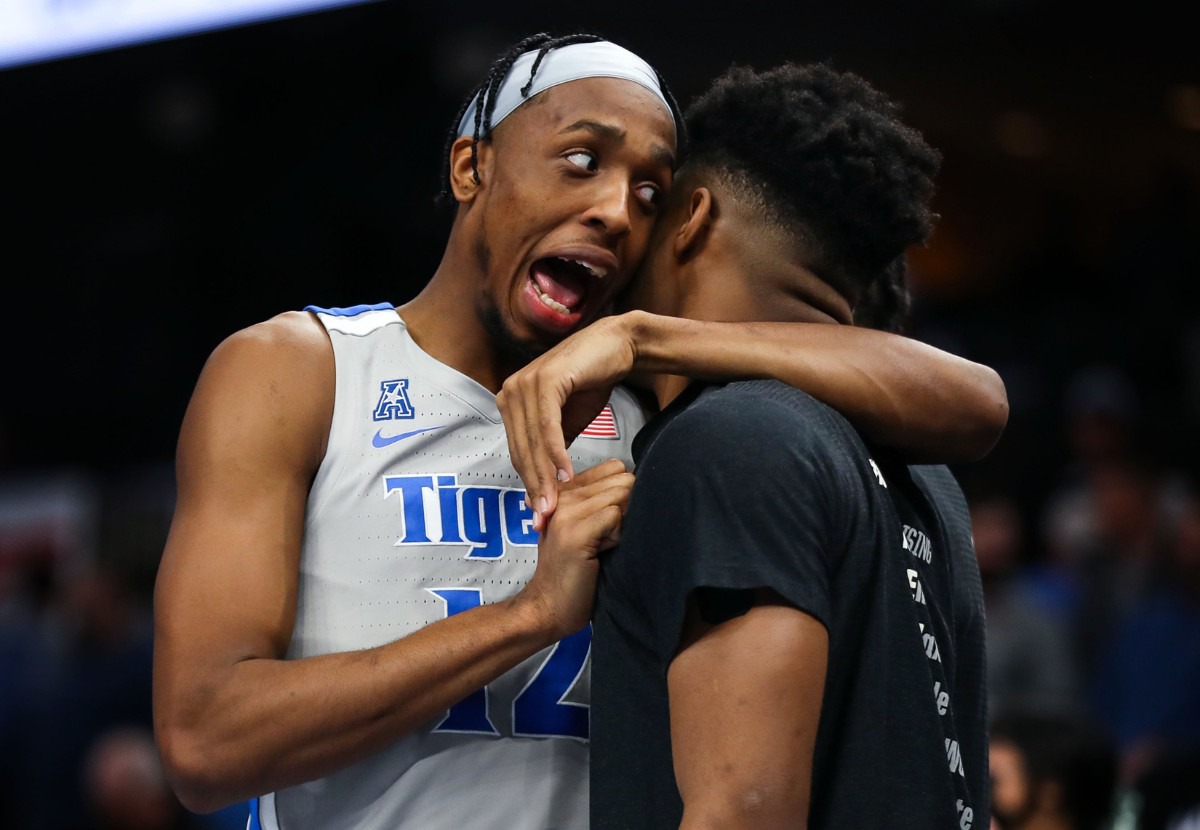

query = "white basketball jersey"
[254,304,647,830]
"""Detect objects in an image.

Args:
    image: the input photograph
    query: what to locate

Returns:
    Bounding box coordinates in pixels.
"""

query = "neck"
[399,231,516,393]
[646,257,848,410]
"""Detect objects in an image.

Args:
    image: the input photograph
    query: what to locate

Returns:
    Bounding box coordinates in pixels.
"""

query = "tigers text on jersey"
[253,304,647,830]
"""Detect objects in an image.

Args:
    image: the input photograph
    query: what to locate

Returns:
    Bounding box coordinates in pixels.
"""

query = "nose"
[581,176,633,239]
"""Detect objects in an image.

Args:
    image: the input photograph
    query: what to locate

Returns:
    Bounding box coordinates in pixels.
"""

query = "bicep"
[668,590,828,829]
[154,316,332,702]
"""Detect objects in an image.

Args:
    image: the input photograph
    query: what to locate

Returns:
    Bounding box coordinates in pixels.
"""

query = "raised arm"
[497,309,1008,525]
[152,311,630,813]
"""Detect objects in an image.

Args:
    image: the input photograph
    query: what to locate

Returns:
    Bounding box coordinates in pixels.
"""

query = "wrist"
[617,309,663,372]
[504,587,568,647]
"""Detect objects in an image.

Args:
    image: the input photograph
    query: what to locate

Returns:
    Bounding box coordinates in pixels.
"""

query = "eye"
[565,150,599,172]
[635,183,662,207]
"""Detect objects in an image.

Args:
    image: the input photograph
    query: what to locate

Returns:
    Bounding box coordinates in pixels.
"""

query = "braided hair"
[434,31,687,210]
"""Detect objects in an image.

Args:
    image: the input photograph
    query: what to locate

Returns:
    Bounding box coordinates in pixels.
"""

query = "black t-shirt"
[591,380,989,830]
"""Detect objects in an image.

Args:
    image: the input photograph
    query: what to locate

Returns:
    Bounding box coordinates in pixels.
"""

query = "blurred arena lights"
[0,0,381,70]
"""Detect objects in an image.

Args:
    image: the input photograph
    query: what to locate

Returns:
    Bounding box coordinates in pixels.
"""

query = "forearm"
[157,595,555,812]
[622,310,1008,462]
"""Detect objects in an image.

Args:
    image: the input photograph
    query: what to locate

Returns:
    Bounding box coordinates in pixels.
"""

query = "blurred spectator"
[1073,457,1169,679]
[1089,486,1200,785]
[1041,365,1144,570]
[0,463,248,830]
[1,559,155,830]
[989,706,1119,830]
[971,490,1081,715]
[0,470,101,621]
[0,550,49,820]
[1030,367,1147,643]
[83,726,197,830]
[1042,449,1172,692]
[1124,748,1200,830]
[1063,365,1143,470]
[82,724,250,830]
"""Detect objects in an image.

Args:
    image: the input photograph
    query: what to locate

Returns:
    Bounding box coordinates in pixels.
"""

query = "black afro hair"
[683,61,941,329]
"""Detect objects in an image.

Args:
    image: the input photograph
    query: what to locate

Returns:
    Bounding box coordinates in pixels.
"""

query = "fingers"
[496,380,535,502]
[498,372,575,532]
[526,392,575,529]
[548,461,629,542]
[561,474,633,517]
[561,458,628,490]
[528,392,619,530]
[497,316,636,531]
[541,490,631,563]
[524,463,634,635]
[583,504,625,552]
[552,467,634,546]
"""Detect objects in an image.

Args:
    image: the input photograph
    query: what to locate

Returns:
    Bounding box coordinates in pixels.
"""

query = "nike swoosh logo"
[372,426,444,448]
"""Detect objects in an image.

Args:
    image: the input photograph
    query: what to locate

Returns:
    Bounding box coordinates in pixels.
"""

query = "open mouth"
[529,256,608,316]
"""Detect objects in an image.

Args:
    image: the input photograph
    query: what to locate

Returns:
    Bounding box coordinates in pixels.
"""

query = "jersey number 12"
[427,587,590,741]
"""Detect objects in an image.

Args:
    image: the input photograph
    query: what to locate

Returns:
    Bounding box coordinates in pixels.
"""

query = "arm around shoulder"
[620,310,1009,463]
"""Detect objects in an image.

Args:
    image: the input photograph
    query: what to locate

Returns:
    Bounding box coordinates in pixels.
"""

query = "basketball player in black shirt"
[584,63,990,829]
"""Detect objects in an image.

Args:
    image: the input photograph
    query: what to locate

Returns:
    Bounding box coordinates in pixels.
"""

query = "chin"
[479,305,550,366]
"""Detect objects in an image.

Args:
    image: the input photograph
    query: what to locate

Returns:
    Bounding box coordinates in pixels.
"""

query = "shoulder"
[202,311,333,394]
[669,380,857,452]
[643,380,862,481]
[214,309,330,360]
[631,381,868,546]
[704,379,842,417]
[184,310,334,468]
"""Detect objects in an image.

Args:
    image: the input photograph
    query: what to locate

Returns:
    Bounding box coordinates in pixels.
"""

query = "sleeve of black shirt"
[613,384,854,667]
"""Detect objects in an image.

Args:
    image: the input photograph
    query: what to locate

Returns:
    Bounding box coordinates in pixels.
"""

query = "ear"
[673,187,715,261]
[448,135,493,203]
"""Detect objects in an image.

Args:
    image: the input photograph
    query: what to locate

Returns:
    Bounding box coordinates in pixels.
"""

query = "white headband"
[456,40,673,138]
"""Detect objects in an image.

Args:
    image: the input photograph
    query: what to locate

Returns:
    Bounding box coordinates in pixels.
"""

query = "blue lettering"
[384,475,434,543]
[503,490,538,545]
[462,487,504,559]
[513,624,590,740]
[385,475,539,555]
[428,589,498,735]
[436,476,462,543]
[373,378,415,420]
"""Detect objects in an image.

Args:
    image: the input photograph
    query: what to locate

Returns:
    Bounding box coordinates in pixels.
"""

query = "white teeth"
[536,289,571,314]
[564,257,606,279]
[533,256,608,315]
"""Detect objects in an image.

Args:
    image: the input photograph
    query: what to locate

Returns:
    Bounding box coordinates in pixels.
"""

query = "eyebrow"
[560,118,677,170]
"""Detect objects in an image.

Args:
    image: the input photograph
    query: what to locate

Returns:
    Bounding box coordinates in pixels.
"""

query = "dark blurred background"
[1,1,1197,828]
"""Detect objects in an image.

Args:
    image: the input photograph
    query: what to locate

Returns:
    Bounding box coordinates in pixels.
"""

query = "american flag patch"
[579,404,620,439]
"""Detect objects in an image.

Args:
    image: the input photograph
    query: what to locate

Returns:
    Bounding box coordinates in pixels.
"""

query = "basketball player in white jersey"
[152,31,1007,829]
